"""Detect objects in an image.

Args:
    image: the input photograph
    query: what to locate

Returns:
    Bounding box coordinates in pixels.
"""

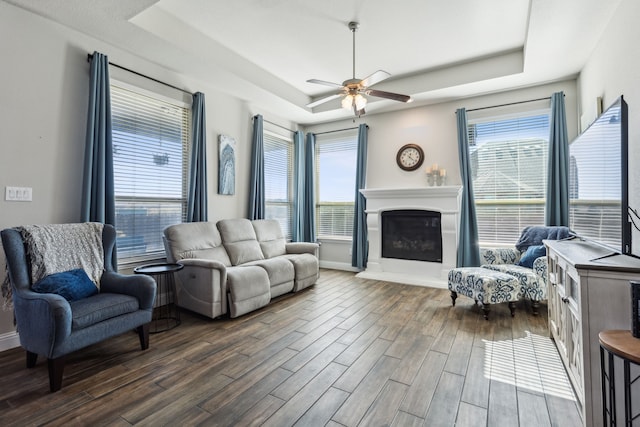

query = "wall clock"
[396,144,424,171]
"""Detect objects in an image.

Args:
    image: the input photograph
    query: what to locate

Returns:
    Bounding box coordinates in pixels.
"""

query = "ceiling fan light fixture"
[306,21,411,115]
[354,94,367,110]
[342,94,354,110]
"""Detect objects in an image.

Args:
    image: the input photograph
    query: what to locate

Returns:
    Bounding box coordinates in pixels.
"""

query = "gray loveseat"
[163,219,319,318]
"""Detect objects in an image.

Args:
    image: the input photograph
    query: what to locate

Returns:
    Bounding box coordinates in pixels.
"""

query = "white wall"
[0,2,295,340]
[305,80,578,270]
[577,0,640,255]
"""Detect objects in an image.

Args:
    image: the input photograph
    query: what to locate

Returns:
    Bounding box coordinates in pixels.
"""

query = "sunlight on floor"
[484,331,576,401]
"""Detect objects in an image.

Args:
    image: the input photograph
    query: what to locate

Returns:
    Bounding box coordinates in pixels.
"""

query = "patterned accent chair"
[479,226,571,315]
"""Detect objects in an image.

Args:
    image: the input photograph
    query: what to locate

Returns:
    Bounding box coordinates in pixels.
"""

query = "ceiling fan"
[306,21,412,116]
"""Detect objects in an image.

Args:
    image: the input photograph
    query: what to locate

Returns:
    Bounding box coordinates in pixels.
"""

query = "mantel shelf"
[360,186,462,199]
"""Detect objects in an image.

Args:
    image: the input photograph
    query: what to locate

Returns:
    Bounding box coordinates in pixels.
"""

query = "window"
[264,131,294,239]
[315,130,358,239]
[468,110,550,245]
[111,83,191,262]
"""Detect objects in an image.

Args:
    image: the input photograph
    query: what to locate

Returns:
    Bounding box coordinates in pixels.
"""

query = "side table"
[134,263,183,333]
[599,330,640,426]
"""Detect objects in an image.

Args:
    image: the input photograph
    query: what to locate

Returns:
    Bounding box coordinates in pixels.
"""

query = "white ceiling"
[5,0,623,124]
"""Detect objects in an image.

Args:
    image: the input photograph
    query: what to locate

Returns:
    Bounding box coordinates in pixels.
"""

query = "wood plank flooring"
[0,269,581,426]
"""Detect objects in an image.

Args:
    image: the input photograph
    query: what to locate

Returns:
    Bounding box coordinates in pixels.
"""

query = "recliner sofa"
[163,219,319,318]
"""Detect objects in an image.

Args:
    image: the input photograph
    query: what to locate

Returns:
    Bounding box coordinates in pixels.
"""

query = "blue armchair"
[1,223,156,392]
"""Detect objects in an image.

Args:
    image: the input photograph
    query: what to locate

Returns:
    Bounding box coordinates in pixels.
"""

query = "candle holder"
[425,164,446,186]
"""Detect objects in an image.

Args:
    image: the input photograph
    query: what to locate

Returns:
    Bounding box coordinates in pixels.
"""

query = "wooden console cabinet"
[545,239,640,427]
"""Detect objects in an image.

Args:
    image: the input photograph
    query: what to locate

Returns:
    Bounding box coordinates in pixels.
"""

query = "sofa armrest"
[533,256,548,284]
[173,259,228,317]
[286,242,319,256]
[480,247,521,265]
[101,272,157,311]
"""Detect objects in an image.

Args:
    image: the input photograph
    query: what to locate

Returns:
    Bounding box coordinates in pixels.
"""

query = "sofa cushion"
[32,269,98,301]
[218,219,264,265]
[164,222,231,266]
[252,219,287,258]
[245,257,295,297]
[283,253,319,292]
[69,293,139,330]
[226,266,270,318]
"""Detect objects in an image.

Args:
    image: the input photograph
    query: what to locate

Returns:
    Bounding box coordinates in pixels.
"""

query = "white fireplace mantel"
[356,186,462,288]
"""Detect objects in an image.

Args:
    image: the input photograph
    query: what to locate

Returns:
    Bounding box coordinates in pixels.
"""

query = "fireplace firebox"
[381,209,442,263]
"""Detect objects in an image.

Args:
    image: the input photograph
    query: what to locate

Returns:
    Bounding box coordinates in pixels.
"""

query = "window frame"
[467,107,551,246]
[110,79,192,265]
[314,130,359,241]
[263,129,295,240]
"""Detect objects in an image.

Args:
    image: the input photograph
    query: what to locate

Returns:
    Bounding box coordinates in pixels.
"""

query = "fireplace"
[356,186,462,289]
[381,210,442,262]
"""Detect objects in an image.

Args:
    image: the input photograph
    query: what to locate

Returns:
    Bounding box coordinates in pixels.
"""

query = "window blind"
[468,110,550,245]
[315,131,358,239]
[111,83,191,262]
[264,131,294,239]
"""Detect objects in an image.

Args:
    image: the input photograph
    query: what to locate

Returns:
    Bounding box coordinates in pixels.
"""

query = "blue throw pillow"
[517,245,547,268]
[32,269,99,301]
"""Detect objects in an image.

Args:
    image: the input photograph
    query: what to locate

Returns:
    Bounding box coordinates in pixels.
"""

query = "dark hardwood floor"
[0,269,581,426]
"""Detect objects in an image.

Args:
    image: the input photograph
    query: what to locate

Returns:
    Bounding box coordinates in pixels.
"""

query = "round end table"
[134,263,183,333]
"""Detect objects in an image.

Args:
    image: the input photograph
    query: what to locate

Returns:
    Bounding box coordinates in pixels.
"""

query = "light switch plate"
[5,186,32,202]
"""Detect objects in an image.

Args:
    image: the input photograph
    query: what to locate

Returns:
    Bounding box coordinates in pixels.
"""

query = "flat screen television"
[568,95,630,255]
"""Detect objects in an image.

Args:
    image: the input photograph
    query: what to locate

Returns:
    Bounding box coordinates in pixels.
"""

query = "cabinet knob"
[562,297,569,304]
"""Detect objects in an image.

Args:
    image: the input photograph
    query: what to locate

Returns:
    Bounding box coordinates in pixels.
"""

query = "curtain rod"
[253,115,295,133]
[313,126,360,136]
[459,96,554,114]
[87,53,192,96]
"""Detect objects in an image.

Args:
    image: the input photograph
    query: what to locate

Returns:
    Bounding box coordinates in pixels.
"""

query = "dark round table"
[134,263,184,333]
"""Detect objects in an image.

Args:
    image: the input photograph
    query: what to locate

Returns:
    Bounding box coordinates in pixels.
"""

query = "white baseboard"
[0,331,20,352]
[319,261,360,272]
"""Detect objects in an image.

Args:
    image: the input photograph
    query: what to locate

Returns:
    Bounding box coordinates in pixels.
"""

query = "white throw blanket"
[20,223,105,287]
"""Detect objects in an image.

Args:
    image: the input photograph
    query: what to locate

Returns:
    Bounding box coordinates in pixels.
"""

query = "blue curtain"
[249,115,265,220]
[456,108,481,267]
[352,124,369,269]
[81,51,116,269]
[186,92,208,222]
[546,91,570,226]
[292,130,305,242]
[302,133,316,242]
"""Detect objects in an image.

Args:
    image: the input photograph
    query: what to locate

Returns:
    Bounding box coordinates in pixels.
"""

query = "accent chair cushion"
[517,245,546,268]
[69,293,140,330]
[32,269,98,301]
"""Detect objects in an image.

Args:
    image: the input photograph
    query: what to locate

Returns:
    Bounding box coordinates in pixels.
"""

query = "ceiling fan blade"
[366,89,412,103]
[306,79,344,89]
[360,70,391,88]
[306,93,342,108]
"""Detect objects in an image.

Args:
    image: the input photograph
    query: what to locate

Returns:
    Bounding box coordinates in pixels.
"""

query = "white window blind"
[111,83,191,262]
[315,131,358,239]
[264,131,294,239]
[468,110,550,245]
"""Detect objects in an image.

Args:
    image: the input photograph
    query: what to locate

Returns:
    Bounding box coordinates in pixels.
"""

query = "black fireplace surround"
[381,209,443,263]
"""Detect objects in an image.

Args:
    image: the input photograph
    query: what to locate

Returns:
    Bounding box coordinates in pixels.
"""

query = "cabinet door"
[547,252,562,339]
